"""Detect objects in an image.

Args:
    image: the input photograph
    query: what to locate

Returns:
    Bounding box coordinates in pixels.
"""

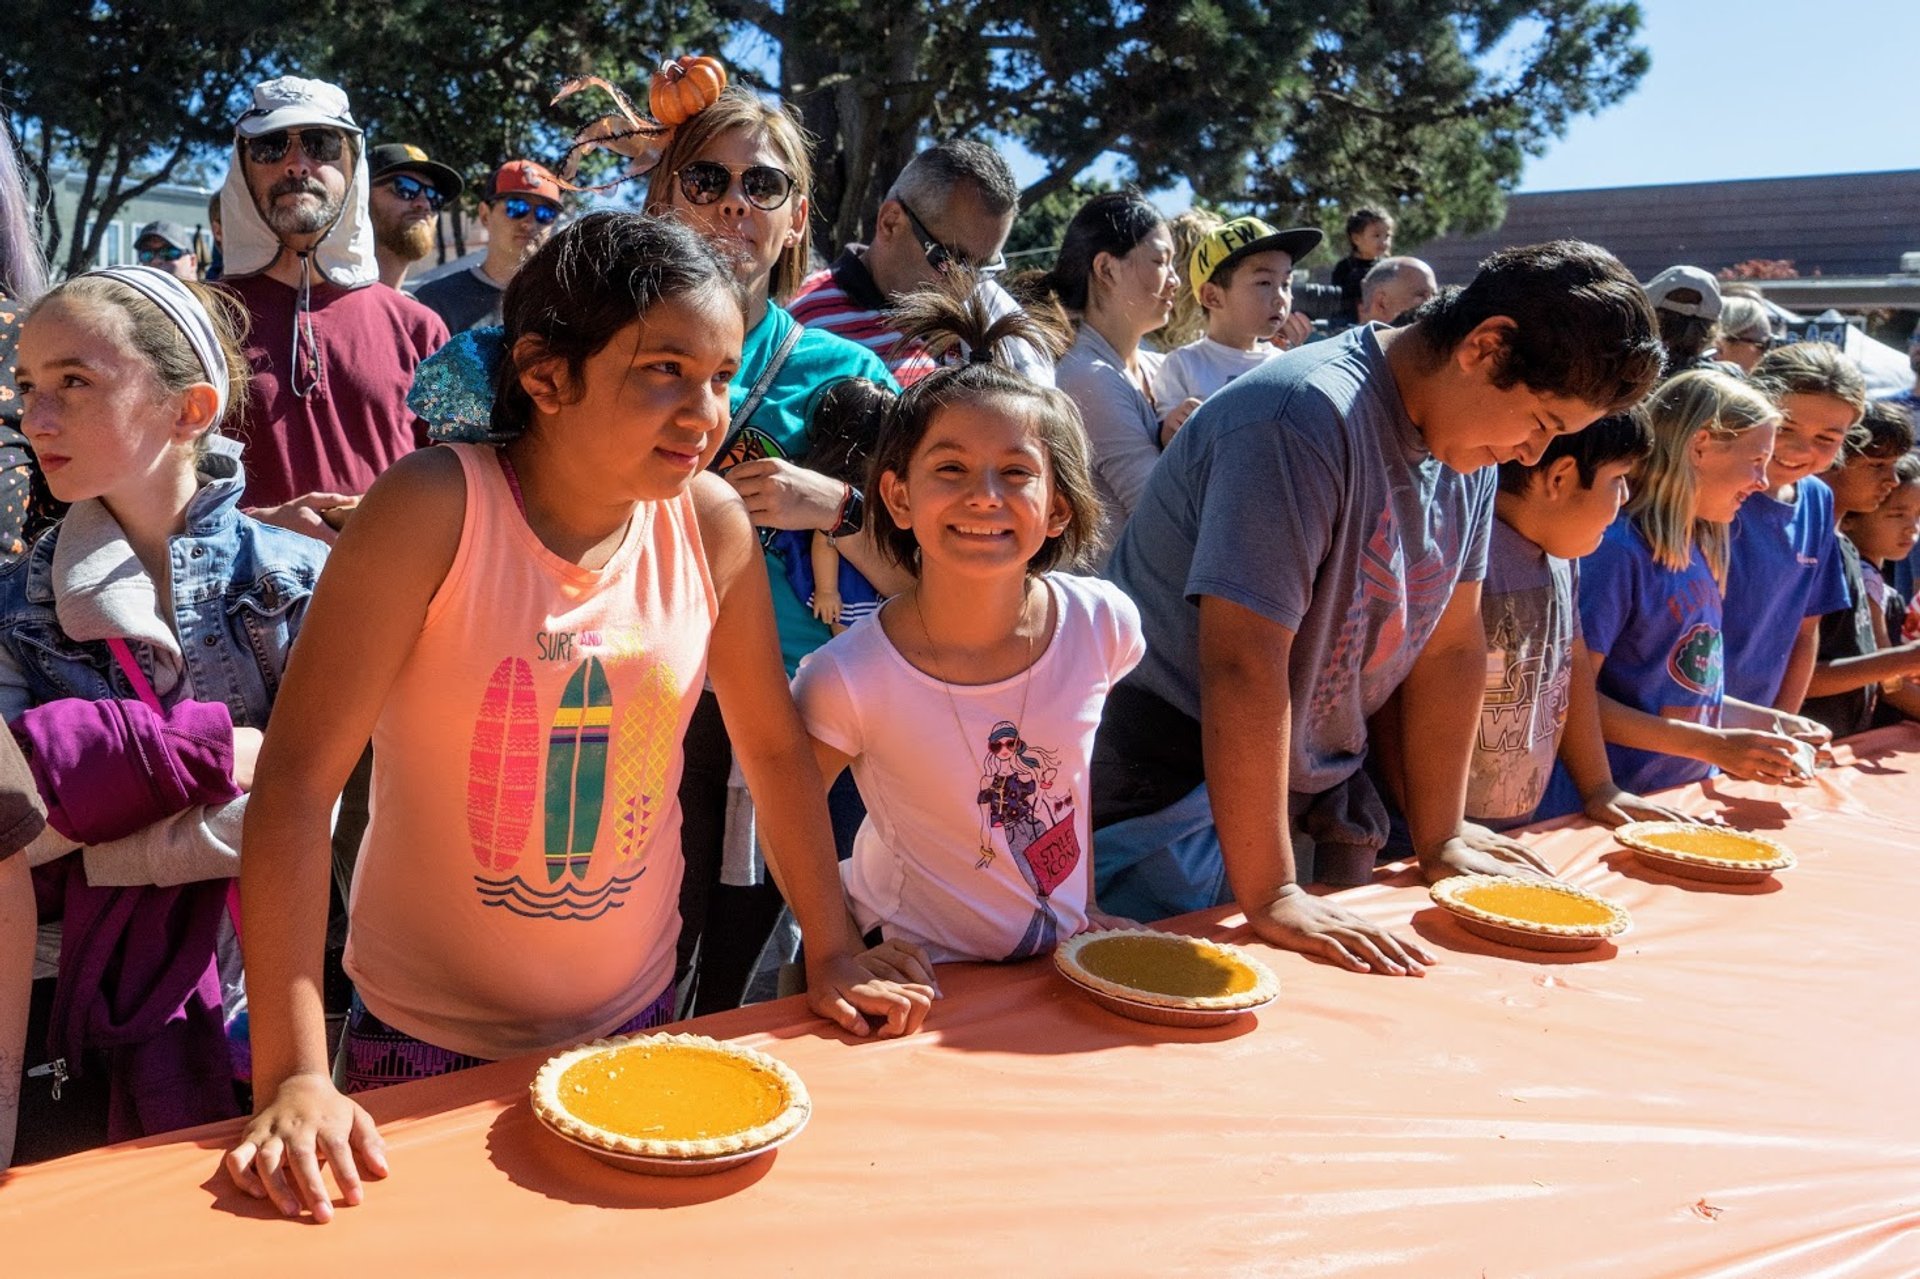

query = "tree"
[0,0,294,278]
[1002,176,1115,267]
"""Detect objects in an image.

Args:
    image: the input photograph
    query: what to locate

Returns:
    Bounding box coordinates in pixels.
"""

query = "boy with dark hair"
[1093,240,1664,976]
[1804,402,1920,736]
[1462,414,1685,829]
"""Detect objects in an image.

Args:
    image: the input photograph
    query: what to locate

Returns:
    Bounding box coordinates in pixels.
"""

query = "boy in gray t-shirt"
[1093,240,1664,976]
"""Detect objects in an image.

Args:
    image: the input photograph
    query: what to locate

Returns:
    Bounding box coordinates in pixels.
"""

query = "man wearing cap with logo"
[413,160,562,334]
[133,221,202,281]
[789,140,1050,385]
[216,75,448,544]
[1645,264,1732,378]
[1153,216,1323,432]
[366,143,461,292]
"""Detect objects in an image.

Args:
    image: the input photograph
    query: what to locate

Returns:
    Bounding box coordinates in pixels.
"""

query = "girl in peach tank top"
[225,215,936,1223]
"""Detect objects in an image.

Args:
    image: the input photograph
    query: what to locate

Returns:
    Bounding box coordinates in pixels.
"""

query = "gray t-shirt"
[1105,323,1496,796]
[1466,518,1579,829]
[412,264,505,334]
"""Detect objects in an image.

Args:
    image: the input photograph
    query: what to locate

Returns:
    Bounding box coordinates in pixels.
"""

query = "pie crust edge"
[530,1031,811,1160]
[1430,874,1631,939]
[1613,821,1795,872]
[1055,929,1280,1011]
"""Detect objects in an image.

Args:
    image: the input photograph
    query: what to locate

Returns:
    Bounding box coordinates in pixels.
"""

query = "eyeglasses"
[674,161,796,211]
[136,244,187,264]
[500,196,559,225]
[244,128,346,167]
[1724,333,1772,349]
[897,198,1004,280]
[991,740,1018,754]
[380,173,446,211]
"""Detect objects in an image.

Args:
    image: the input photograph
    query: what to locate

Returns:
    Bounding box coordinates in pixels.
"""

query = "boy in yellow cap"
[1154,216,1323,433]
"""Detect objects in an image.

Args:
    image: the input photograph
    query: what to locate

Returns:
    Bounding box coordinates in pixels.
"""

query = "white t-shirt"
[793,574,1146,963]
[1153,337,1280,416]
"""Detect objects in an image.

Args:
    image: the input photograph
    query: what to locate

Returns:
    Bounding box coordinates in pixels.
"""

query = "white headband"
[88,265,231,421]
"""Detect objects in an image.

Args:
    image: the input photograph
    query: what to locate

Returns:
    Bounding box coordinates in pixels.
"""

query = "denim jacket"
[0,441,328,730]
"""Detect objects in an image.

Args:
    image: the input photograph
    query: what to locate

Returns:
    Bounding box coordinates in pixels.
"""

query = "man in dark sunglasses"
[367,142,463,291]
[790,140,1052,387]
[132,221,201,281]
[414,159,565,335]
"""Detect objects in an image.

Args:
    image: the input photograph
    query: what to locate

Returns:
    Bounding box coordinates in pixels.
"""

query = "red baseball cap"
[486,160,562,205]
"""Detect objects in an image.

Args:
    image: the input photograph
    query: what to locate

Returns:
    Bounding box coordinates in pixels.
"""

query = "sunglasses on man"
[898,198,1004,280]
[136,244,188,264]
[674,161,796,212]
[244,128,346,167]
[379,173,446,211]
[499,196,560,225]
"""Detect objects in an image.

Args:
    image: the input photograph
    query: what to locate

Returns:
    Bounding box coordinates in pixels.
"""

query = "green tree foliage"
[1002,176,1116,267]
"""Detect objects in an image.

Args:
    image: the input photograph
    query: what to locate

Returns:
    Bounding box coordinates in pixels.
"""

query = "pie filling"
[1452,882,1618,929]
[1632,828,1780,862]
[1073,935,1262,999]
[555,1044,791,1142]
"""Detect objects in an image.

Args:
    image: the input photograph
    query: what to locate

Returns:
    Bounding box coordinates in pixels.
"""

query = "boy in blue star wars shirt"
[1465,414,1690,831]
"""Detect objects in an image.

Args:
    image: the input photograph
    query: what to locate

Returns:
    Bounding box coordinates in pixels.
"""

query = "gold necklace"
[912,579,1042,870]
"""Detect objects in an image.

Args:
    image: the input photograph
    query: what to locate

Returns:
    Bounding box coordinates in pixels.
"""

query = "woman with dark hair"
[0,121,57,561]
[1046,192,1178,558]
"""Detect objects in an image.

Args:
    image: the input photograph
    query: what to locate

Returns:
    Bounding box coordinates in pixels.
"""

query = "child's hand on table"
[807,950,936,1038]
[1581,786,1700,828]
[225,1072,387,1223]
[1080,908,1144,933]
[1249,885,1433,977]
[1427,823,1555,879]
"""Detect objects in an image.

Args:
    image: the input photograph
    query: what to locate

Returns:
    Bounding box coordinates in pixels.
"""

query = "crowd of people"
[1,67,1917,1224]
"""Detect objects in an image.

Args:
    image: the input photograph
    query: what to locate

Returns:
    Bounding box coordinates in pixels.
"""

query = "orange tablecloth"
[9,728,1920,1276]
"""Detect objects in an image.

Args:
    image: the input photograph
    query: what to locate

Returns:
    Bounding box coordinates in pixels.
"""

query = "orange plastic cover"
[7,727,1920,1275]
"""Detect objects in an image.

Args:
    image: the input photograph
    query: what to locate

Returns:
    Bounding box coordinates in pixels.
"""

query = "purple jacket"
[18,697,244,1140]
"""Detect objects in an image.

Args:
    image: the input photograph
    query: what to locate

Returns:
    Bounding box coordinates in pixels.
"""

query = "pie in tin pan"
[1055,929,1279,1011]
[1613,821,1795,879]
[1430,875,1631,948]
[530,1032,809,1161]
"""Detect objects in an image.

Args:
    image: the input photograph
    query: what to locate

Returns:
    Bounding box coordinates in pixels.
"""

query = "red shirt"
[221,275,448,508]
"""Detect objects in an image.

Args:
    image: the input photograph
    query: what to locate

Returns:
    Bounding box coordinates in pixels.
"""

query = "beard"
[261,176,344,237]
[377,215,435,262]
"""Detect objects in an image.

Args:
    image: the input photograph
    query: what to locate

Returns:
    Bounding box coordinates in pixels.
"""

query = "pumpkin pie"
[1613,821,1795,879]
[1431,875,1631,946]
[530,1032,809,1160]
[1055,929,1279,1011]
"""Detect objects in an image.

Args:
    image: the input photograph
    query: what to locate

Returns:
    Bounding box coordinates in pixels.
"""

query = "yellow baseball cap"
[1189,216,1323,295]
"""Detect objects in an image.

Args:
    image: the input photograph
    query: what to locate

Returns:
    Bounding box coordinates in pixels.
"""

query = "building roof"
[1411,169,1920,285]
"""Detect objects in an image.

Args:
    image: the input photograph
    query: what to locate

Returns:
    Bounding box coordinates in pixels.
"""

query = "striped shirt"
[789,248,942,386]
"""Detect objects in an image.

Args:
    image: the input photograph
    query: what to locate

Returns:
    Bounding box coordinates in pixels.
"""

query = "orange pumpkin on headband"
[650,56,727,126]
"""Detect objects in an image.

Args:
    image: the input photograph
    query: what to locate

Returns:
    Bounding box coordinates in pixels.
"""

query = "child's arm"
[224,449,468,1222]
[697,475,935,1032]
[809,532,842,626]
[1556,636,1694,826]
[1804,640,1920,697]
[826,525,914,600]
[1396,582,1553,878]
[1585,641,1803,781]
[0,853,31,1172]
[1772,616,1823,713]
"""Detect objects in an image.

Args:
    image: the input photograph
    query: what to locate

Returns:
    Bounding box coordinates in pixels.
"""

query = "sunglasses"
[500,196,559,224]
[136,244,187,264]
[380,173,446,211]
[244,128,346,167]
[898,198,1004,280]
[675,161,796,211]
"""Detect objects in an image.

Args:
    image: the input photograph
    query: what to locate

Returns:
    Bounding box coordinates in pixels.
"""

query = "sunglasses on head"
[244,128,346,167]
[136,244,187,264]
[380,173,446,211]
[500,196,559,224]
[898,198,1004,280]
[675,161,796,211]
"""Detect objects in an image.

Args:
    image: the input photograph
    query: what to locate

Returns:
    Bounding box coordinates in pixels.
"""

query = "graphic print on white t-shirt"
[974,718,1079,959]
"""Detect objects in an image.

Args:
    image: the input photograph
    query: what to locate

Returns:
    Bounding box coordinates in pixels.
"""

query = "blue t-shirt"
[715,304,897,674]
[1574,513,1724,797]
[1721,476,1848,707]
[1106,323,1496,797]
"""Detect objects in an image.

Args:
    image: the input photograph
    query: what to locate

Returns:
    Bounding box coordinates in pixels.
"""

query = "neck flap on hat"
[218,137,377,289]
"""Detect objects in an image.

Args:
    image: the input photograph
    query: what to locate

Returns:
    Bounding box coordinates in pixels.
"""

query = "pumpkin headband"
[551,55,728,195]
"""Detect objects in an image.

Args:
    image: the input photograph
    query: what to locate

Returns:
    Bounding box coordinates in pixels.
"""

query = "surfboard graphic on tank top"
[466,657,539,873]
[545,657,612,883]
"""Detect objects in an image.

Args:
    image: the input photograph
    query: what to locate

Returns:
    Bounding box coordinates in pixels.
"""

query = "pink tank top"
[345,444,716,1059]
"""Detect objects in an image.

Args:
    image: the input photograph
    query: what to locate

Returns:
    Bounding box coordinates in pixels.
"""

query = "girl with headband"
[0,266,329,1165]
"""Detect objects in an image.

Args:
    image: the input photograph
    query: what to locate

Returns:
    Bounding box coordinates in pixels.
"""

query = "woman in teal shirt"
[646,89,903,1013]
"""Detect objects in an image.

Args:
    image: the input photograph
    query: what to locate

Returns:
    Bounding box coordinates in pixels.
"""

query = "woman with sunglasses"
[645,88,906,1015]
[414,160,564,335]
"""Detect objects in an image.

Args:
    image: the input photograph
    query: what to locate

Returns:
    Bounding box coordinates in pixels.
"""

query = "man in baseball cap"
[1644,265,1726,377]
[414,159,564,334]
[367,143,462,291]
[133,220,201,281]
